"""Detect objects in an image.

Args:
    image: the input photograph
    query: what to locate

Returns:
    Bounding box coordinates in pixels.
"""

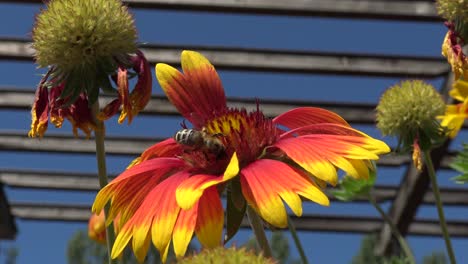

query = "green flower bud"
[376,80,446,152]
[436,0,468,25]
[29,0,152,138]
[178,247,275,264]
[33,0,137,71]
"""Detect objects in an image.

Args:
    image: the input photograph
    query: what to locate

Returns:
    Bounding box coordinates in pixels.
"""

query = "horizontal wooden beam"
[0,89,377,123]
[3,89,466,128]
[0,38,449,77]
[1,0,440,21]
[2,169,467,206]
[0,131,455,168]
[0,131,451,168]
[0,132,160,156]
[10,202,468,237]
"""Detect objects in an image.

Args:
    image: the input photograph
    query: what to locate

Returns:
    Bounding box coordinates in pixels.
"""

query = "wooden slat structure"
[10,202,468,237]
[2,169,468,205]
[0,0,466,260]
[0,0,441,21]
[0,38,449,77]
[0,131,457,168]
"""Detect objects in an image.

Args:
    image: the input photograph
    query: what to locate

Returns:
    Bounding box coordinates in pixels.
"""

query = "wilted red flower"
[29,51,151,138]
[442,22,468,81]
[88,211,107,244]
[93,51,390,262]
[88,211,121,244]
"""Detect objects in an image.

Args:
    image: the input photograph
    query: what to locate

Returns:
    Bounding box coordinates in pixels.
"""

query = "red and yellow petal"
[273,107,350,133]
[240,159,329,228]
[92,158,186,217]
[116,67,131,124]
[280,123,370,139]
[180,50,226,115]
[112,221,134,259]
[68,94,96,138]
[98,98,122,121]
[172,202,198,258]
[88,211,106,244]
[29,83,49,138]
[274,134,389,184]
[438,99,468,138]
[155,51,227,127]
[128,138,184,168]
[151,172,190,261]
[176,153,239,210]
[111,171,190,262]
[450,79,468,101]
[195,187,223,248]
[442,27,468,81]
[128,50,152,122]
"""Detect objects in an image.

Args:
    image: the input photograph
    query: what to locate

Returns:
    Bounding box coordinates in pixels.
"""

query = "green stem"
[246,206,273,258]
[423,150,457,264]
[368,194,415,264]
[287,215,308,264]
[91,103,117,264]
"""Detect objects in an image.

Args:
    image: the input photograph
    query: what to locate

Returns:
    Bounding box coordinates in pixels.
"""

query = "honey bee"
[174,128,225,156]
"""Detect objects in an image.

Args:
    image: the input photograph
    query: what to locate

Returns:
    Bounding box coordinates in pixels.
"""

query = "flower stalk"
[91,102,117,264]
[423,150,457,264]
[287,215,309,264]
[246,206,272,258]
[368,194,415,264]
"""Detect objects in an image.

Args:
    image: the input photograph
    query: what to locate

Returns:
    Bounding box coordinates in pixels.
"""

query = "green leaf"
[331,169,376,202]
[85,79,100,106]
[224,181,246,244]
[451,173,468,184]
[450,143,468,184]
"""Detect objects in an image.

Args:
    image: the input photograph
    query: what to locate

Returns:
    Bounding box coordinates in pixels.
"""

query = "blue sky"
[0,2,467,264]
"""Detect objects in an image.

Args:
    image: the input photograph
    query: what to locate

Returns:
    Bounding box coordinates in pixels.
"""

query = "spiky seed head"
[436,0,468,25]
[33,0,137,73]
[177,247,276,264]
[376,80,446,151]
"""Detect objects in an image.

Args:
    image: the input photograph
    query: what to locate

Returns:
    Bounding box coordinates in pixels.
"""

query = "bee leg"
[203,151,210,161]
[215,150,227,160]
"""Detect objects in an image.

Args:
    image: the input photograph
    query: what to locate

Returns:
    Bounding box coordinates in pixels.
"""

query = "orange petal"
[240,159,329,228]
